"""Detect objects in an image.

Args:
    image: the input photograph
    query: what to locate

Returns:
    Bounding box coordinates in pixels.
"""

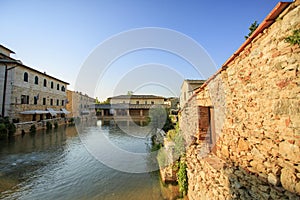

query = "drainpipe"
[2,64,8,117]
[2,64,17,117]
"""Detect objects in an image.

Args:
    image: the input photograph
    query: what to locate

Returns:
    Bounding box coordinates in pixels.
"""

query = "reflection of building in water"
[0,44,69,122]
[66,90,96,119]
[96,95,166,119]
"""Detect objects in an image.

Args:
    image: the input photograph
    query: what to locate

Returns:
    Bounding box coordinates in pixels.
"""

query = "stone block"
[279,141,300,162]
[280,167,297,193]
[268,173,280,186]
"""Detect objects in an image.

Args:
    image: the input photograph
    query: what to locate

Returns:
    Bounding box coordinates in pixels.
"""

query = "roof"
[0,44,15,54]
[185,79,206,84]
[193,1,291,96]
[181,79,206,89]
[0,56,69,85]
[109,95,164,99]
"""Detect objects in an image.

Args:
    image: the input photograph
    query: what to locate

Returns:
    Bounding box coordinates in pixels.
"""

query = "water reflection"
[0,121,166,200]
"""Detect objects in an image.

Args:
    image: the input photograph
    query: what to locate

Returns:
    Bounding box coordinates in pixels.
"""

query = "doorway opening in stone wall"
[198,106,216,154]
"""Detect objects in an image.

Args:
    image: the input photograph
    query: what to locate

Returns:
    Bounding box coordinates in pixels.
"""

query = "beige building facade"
[0,45,69,122]
[96,95,166,118]
[66,90,96,118]
[180,79,205,109]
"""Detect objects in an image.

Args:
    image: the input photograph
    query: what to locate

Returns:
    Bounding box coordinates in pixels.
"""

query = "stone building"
[96,94,165,118]
[0,45,69,122]
[180,1,300,199]
[180,79,205,109]
[66,90,96,119]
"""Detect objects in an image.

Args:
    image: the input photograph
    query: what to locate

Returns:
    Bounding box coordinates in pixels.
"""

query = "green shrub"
[285,29,300,46]
[30,124,36,133]
[6,123,16,136]
[54,121,58,129]
[75,117,81,124]
[177,161,188,197]
[12,118,20,123]
[157,148,168,168]
[0,123,7,139]
[46,121,52,130]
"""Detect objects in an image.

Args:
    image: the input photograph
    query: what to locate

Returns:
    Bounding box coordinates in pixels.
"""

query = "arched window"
[61,86,65,92]
[51,81,54,89]
[57,83,59,90]
[43,79,47,87]
[34,76,39,85]
[23,72,28,82]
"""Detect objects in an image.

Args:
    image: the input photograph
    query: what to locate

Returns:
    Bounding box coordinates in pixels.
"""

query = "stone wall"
[183,1,300,199]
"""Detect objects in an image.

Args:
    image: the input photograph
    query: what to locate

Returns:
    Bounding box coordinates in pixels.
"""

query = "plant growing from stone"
[177,160,188,197]
[285,29,300,46]
[30,125,36,133]
[46,121,52,130]
[54,121,58,129]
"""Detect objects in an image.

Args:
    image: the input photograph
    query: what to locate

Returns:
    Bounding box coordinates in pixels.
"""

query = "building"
[96,94,166,118]
[66,90,96,119]
[0,45,69,122]
[180,79,205,108]
[179,1,300,199]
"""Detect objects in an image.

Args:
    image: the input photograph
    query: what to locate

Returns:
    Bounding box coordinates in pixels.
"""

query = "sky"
[0,0,291,100]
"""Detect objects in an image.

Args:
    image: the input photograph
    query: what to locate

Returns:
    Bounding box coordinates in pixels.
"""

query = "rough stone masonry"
[180,1,300,199]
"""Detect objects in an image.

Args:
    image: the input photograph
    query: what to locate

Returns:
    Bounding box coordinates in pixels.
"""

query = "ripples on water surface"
[0,120,166,200]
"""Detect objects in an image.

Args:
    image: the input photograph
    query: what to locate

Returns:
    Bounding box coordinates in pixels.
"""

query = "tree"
[127,91,134,95]
[245,21,259,40]
[95,97,100,104]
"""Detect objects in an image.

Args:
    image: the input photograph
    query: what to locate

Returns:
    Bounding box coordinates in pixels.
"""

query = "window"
[145,101,147,104]
[43,79,47,87]
[62,100,65,106]
[51,81,54,89]
[24,72,28,82]
[34,76,39,85]
[136,101,139,104]
[43,98,46,105]
[21,95,29,104]
[57,83,59,90]
[123,101,125,104]
[61,86,65,92]
[56,99,59,106]
[34,96,38,105]
[151,101,154,105]
[50,99,53,106]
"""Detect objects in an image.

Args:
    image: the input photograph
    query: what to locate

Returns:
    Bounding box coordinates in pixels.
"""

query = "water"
[0,120,166,200]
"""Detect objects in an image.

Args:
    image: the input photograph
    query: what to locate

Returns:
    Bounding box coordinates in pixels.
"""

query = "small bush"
[157,148,168,168]
[6,123,16,136]
[46,121,52,130]
[177,161,188,197]
[30,125,36,133]
[54,121,58,129]
[0,123,7,139]
[12,118,20,123]
[75,117,81,124]
[285,29,300,46]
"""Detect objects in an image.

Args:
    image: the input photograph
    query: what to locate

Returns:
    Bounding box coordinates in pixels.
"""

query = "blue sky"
[0,0,289,100]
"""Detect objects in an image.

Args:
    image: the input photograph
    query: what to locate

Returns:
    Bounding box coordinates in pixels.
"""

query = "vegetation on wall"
[0,117,16,139]
[30,124,36,134]
[285,29,300,46]
[54,121,58,129]
[177,160,188,197]
[46,121,52,130]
